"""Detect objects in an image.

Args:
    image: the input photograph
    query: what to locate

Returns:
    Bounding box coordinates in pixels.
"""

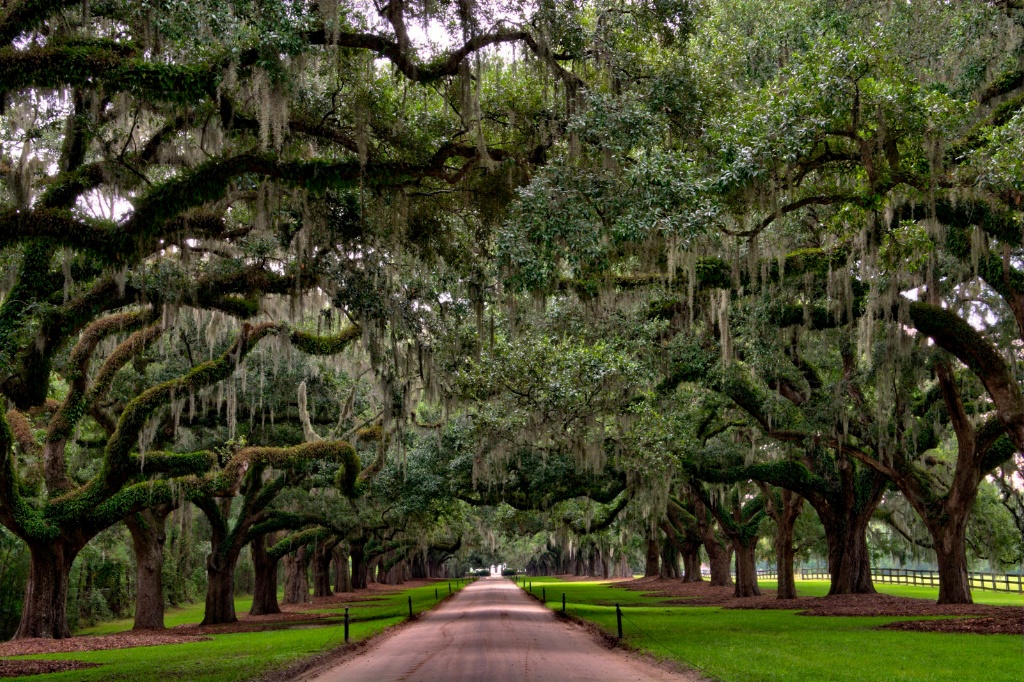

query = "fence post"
[408,596,413,618]
[448,582,452,595]
[562,593,566,613]
[435,588,438,600]
[616,604,623,639]
[344,607,349,643]
[543,587,546,602]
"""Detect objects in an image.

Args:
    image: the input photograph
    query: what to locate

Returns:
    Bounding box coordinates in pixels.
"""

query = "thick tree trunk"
[283,546,311,604]
[823,514,875,595]
[644,534,660,578]
[682,538,703,582]
[14,542,78,639]
[350,542,367,589]
[126,509,168,629]
[772,492,802,600]
[733,540,761,597]
[704,540,733,587]
[202,561,237,625]
[775,528,798,599]
[694,499,733,586]
[312,542,334,597]
[249,534,281,616]
[931,512,974,605]
[334,546,352,593]
[660,542,680,579]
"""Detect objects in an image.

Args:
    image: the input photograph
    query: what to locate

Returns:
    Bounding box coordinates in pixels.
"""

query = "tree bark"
[333,546,352,593]
[312,541,335,597]
[14,542,78,639]
[760,487,803,600]
[201,559,237,625]
[694,500,733,586]
[933,519,973,605]
[682,537,703,582]
[644,533,660,578]
[822,511,875,595]
[126,508,169,629]
[283,546,310,604]
[249,534,281,616]
[350,541,367,589]
[733,540,761,597]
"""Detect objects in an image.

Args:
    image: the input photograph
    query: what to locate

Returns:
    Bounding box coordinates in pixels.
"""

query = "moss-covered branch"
[906,301,1024,452]
[0,43,221,103]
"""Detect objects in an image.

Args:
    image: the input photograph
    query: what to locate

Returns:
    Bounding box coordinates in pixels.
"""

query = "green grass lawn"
[524,577,1023,682]
[11,580,471,681]
[79,579,470,635]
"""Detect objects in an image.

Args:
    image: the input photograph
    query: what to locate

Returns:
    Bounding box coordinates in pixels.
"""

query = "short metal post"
[449,582,452,595]
[562,593,566,613]
[408,595,413,618]
[616,604,623,639]
[435,588,438,600]
[344,607,350,643]
[542,587,546,602]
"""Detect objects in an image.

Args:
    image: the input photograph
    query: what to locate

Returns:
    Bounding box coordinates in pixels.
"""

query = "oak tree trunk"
[202,561,237,625]
[775,527,798,599]
[931,513,974,605]
[350,542,367,589]
[283,546,311,604]
[14,542,78,639]
[312,542,334,597]
[644,534,660,578]
[823,514,875,595]
[333,546,352,593]
[682,538,703,582]
[126,509,168,629]
[733,541,761,598]
[249,534,281,616]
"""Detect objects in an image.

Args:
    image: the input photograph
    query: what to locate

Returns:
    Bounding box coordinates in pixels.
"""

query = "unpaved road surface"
[309,578,699,681]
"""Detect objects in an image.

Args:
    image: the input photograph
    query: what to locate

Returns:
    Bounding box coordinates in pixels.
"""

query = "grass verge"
[523,577,1023,682]
[10,581,470,681]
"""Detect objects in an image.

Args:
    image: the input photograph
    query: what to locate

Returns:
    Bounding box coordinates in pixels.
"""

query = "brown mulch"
[544,574,631,583]
[880,615,1023,635]
[613,577,1024,635]
[0,660,100,678]
[0,631,211,658]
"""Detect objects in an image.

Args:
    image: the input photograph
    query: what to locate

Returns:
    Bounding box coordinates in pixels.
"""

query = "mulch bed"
[613,577,1023,635]
[0,660,100,678]
[0,631,211,658]
[0,579,462,662]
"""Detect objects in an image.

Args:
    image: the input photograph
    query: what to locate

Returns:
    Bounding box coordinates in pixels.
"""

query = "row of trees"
[2,0,1022,642]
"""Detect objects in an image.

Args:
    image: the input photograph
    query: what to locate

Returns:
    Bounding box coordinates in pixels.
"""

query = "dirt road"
[309,577,699,681]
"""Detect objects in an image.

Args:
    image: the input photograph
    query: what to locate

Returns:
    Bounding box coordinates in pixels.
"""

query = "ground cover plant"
[525,577,1023,682]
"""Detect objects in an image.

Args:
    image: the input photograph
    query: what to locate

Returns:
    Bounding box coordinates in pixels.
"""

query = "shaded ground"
[0,660,100,678]
[0,579,444,659]
[307,578,700,682]
[616,576,1023,635]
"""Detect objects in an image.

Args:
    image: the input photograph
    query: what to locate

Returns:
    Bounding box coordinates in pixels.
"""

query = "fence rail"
[799,568,1024,593]
[699,569,778,579]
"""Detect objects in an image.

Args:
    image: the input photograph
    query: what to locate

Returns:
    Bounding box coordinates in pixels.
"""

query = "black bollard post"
[542,587,546,602]
[616,604,623,639]
[562,593,566,613]
[449,582,452,595]
[344,607,350,643]
[408,595,413,618]
[435,588,438,600]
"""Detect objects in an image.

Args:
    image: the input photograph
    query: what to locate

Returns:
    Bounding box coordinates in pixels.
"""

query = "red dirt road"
[309,578,700,681]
